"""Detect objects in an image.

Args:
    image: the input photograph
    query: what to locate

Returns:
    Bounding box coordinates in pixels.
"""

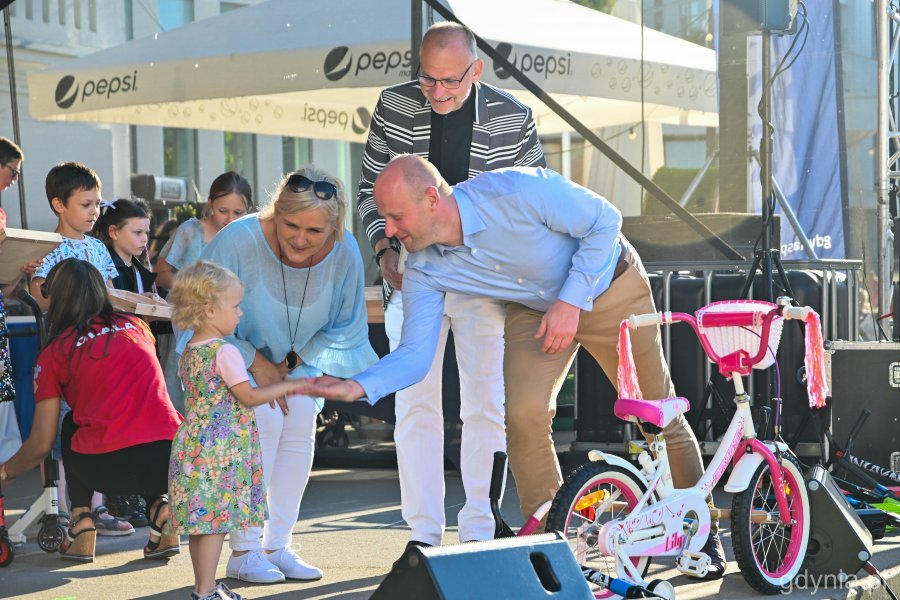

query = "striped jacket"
[357,80,546,302]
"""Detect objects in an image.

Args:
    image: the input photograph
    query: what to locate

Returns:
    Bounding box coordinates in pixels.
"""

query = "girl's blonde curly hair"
[168,260,242,330]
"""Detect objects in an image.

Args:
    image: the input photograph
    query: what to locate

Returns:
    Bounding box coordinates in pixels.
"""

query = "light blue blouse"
[159,218,205,270]
[179,215,377,411]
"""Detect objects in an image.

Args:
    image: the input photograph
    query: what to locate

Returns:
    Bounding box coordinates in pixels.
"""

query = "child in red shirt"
[0,258,182,563]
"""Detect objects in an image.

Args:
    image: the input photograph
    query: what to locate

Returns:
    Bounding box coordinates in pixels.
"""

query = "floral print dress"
[168,340,266,534]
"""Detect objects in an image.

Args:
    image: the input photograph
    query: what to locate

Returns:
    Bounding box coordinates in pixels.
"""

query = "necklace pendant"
[286,350,300,370]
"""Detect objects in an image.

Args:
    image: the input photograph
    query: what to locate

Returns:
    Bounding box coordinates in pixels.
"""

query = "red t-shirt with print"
[34,313,182,454]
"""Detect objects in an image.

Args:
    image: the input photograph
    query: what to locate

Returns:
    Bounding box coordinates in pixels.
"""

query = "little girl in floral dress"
[167,260,305,600]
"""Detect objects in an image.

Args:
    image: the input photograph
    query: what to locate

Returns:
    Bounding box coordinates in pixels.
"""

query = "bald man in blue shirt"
[301,154,726,579]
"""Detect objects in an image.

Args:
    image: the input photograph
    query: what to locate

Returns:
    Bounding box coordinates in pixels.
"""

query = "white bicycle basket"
[696,300,784,370]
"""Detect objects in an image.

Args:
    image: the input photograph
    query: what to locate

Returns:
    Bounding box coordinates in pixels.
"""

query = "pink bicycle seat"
[614,397,691,429]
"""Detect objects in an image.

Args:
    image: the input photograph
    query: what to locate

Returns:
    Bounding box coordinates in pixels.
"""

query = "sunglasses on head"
[287,174,337,201]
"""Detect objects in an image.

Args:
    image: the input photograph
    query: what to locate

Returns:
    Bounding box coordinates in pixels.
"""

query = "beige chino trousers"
[503,249,705,521]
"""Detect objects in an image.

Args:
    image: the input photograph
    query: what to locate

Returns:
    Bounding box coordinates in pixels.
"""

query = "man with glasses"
[0,137,23,193]
[357,21,544,555]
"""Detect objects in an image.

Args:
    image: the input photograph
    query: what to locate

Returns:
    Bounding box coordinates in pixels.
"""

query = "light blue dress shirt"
[355,166,623,403]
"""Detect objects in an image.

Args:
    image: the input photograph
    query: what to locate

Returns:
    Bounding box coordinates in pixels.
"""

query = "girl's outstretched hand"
[293,375,364,402]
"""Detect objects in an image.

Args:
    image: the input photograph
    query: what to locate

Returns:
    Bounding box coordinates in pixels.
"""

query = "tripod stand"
[691,29,800,442]
[741,29,796,305]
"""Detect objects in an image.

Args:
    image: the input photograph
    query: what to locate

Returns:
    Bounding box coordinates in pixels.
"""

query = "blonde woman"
[182,166,377,584]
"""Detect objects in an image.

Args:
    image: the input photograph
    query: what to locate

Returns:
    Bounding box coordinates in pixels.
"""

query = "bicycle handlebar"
[781,305,813,321]
[846,409,872,450]
[623,301,818,375]
[625,304,814,330]
[625,312,673,329]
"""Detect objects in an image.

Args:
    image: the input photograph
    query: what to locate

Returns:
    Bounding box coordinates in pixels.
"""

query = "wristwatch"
[374,246,395,267]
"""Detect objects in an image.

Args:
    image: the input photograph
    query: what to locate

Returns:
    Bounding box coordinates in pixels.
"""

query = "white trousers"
[229,393,318,552]
[385,291,507,545]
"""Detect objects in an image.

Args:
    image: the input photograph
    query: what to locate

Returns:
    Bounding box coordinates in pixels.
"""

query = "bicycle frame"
[598,305,805,584]
[841,454,900,486]
[536,299,824,597]
[599,371,792,580]
[828,409,900,489]
[823,409,900,504]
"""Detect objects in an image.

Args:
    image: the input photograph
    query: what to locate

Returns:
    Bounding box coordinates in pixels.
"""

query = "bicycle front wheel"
[731,453,810,594]
[546,462,651,599]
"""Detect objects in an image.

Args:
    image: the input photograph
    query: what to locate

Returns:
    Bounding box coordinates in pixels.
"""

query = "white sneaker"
[267,547,323,581]
[225,550,286,584]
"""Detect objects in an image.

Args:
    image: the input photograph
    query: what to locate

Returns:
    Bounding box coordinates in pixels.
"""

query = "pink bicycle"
[545,298,828,597]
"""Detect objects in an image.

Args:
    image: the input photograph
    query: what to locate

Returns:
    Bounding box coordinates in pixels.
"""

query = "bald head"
[374,155,461,251]
[376,154,445,204]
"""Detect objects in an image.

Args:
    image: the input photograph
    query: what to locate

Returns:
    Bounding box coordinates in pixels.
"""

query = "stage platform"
[1,428,898,600]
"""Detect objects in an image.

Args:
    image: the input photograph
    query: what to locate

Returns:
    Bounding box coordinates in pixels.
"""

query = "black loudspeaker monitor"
[827,341,900,466]
[800,465,873,585]
[370,532,592,600]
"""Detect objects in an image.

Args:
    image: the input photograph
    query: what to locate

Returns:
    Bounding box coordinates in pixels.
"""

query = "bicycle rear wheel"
[731,454,810,594]
[546,463,651,599]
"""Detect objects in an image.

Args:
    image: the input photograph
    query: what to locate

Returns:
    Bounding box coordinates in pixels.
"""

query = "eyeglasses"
[286,174,338,201]
[417,61,476,90]
[4,164,20,180]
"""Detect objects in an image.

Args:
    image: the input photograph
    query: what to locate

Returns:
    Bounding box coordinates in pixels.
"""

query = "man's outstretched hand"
[296,375,365,402]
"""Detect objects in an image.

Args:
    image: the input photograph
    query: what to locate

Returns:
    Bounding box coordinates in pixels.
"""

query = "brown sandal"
[144,497,180,559]
[59,512,96,563]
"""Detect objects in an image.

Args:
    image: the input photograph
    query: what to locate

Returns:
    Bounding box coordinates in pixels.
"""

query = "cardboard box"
[0,228,63,284]
[108,288,173,320]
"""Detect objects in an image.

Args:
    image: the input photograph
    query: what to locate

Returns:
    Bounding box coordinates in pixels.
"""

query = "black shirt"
[109,249,157,294]
[428,86,476,185]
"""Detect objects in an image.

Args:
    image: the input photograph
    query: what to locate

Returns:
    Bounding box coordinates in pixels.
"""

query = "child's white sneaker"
[225,550,285,584]
[267,547,323,581]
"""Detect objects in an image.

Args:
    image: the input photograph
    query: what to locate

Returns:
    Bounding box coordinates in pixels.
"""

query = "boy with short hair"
[29,162,134,537]
[30,162,118,311]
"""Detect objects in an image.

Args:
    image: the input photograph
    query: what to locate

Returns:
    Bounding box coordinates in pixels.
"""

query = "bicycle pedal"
[676,551,711,577]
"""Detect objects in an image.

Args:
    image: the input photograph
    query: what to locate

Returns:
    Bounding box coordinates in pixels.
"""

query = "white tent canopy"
[27,0,718,142]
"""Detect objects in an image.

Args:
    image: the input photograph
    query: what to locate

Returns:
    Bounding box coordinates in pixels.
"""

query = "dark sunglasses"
[287,174,337,201]
[40,281,50,299]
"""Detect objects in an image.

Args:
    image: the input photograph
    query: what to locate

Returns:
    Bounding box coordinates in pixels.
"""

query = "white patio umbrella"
[27,0,717,142]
